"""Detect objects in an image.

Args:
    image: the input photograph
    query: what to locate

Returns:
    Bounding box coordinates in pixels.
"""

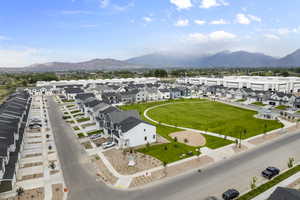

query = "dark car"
[222,189,239,200]
[262,167,280,179]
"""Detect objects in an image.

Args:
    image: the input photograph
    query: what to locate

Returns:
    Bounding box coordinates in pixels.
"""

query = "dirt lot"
[52,184,63,200]
[170,131,206,147]
[130,155,214,188]
[81,141,93,149]
[92,138,107,147]
[103,149,162,175]
[91,155,118,185]
[3,188,44,200]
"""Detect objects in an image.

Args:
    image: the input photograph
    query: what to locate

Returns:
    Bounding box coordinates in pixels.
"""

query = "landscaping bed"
[103,149,162,175]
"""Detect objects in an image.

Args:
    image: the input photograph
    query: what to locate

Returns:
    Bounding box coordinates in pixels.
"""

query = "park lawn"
[251,101,266,106]
[275,105,290,110]
[121,99,233,163]
[147,101,283,139]
[238,165,300,200]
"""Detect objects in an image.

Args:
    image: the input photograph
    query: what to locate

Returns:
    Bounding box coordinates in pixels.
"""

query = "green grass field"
[147,101,283,139]
[121,99,233,163]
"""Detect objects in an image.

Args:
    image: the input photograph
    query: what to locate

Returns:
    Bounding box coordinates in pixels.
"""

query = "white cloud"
[209,31,236,40]
[277,28,292,35]
[143,17,153,22]
[210,19,229,25]
[200,0,229,9]
[194,20,206,25]
[264,34,280,40]
[236,13,251,24]
[113,1,134,11]
[188,30,236,43]
[100,0,110,8]
[175,19,189,27]
[170,0,193,10]
[248,14,261,23]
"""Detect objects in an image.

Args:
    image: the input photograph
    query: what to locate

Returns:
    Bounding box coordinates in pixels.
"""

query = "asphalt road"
[47,96,300,200]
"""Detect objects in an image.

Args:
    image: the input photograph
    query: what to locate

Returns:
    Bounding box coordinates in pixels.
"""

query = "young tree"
[16,187,25,199]
[288,157,295,168]
[163,161,168,176]
[49,161,56,170]
[250,177,258,190]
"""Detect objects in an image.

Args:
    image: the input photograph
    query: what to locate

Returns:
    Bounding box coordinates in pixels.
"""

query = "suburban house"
[170,88,182,99]
[158,88,171,100]
[102,92,121,104]
[113,117,156,148]
[120,89,138,104]
[64,87,84,100]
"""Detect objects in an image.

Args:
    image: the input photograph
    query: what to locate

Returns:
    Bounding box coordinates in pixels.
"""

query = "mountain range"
[1,49,300,72]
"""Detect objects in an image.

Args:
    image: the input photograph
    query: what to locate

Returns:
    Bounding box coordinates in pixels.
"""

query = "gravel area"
[2,188,44,200]
[103,149,162,175]
[170,131,206,147]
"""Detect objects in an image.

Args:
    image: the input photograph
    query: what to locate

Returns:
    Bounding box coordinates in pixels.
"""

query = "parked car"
[102,142,115,149]
[89,134,102,140]
[262,167,280,179]
[222,189,239,200]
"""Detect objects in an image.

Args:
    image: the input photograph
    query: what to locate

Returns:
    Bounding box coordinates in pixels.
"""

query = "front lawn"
[87,130,103,136]
[71,110,81,114]
[147,101,283,139]
[236,99,246,102]
[251,101,266,106]
[238,165,300,200]
[275,105,290,110]
[77,117,90,123]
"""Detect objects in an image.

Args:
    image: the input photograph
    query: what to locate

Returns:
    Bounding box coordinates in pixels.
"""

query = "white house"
[115,117,157,148]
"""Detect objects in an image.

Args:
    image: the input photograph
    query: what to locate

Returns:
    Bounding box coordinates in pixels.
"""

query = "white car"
[102,142,115,149]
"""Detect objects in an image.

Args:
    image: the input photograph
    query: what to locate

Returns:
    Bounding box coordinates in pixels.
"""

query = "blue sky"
[0,0,300,67]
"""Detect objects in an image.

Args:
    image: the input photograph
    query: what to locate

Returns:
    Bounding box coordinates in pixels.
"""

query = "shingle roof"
[119,117,152,133]
[268,187,300,200]
[109,110,140,124]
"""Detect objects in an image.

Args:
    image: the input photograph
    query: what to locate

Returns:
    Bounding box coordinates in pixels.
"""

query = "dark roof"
[75,93,95,101]
[159,88,170,93]
[99,106,120,115]
[64,87,84,94]
[0,140,8,157]
[268,187,300,200]
[108,110,140,124]
[119,117,152,133]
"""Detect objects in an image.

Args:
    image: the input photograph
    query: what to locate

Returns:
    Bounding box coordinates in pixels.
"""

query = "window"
[144,136,147,141]
[144,129,146,132]
[153,135,156,139]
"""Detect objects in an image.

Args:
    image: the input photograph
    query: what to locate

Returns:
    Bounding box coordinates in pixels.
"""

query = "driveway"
[47,96,300,200]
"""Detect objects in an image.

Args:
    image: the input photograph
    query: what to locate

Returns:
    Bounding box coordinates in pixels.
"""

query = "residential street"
[48,96,300,200]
